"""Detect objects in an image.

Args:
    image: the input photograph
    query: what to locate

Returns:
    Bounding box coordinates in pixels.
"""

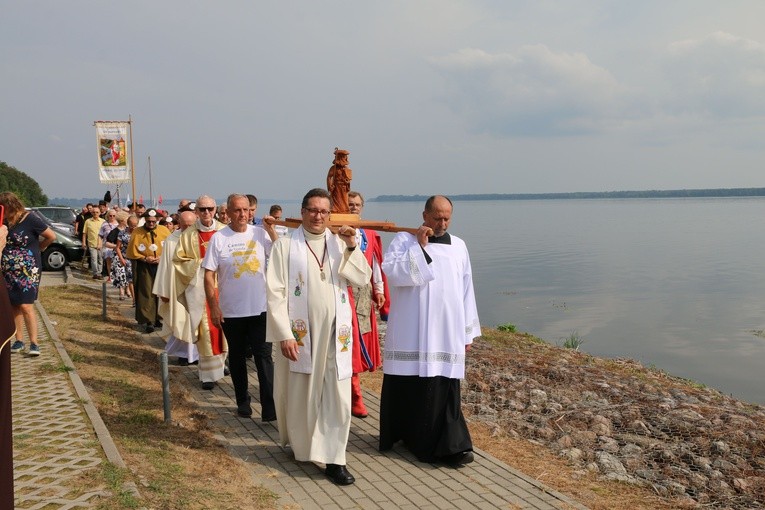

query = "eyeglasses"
[303,207,330,217]
[197,207,215,212]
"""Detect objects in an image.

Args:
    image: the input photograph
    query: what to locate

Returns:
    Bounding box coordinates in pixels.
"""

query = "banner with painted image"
[95,121,130,183]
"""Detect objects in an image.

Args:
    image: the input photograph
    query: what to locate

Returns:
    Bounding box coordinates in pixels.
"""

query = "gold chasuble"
[173,221,228,361]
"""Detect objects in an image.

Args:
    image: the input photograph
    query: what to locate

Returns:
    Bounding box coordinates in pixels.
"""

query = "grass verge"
[40,284,277,510]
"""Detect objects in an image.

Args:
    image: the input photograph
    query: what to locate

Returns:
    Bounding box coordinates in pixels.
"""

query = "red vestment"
[198,230,224,355]
[348,229,390,373]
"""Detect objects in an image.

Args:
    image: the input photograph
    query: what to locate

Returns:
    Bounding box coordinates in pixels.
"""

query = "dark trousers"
[221,313,275,418]
[379,374,472,462]
[133,261,159,326]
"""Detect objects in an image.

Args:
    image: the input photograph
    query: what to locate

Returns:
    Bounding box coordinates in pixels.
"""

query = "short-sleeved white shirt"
[201,225,273,318]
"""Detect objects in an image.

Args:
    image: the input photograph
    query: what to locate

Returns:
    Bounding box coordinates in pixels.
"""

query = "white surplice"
[266,227,371,465]
[382,232,481,379]
[153,229,199,362]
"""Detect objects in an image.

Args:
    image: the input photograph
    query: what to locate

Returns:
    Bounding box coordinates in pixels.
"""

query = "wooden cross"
[269,214,421,235]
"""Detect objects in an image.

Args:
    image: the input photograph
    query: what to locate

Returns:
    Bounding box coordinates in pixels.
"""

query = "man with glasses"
[266,188,371,486]
[127,208,171,333]
[174,196,229,390]
[82,206,105,279]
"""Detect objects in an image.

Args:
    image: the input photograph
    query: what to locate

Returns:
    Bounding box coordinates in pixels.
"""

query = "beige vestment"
[153,230,197,360]
[266,228,371,465]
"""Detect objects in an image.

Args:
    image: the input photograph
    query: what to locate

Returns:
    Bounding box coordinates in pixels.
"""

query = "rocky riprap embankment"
[461,331,765,509]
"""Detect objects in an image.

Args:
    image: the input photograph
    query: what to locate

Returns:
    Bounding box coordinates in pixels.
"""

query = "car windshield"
[29,210,53,226]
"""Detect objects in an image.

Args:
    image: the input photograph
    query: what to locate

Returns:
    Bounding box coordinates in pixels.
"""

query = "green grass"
[98,462,141,509]
[561,331,584,350]
[39,361,75,373]
[497,323,516,333]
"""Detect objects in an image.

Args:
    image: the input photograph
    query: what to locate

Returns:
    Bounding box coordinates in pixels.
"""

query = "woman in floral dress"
[111,212,135,302]
[0,192,55,356]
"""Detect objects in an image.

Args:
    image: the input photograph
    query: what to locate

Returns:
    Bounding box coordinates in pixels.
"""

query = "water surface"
[361,197,765,404]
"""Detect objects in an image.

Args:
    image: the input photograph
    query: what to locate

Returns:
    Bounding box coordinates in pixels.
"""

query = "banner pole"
[129,115,136,210]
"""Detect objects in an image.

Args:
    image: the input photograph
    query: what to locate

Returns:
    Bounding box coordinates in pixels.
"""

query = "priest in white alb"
[266,188,371,486]
[379,195,481,467]
[152,210,198,365]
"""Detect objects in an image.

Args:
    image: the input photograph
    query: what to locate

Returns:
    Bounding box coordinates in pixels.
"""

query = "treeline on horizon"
[48,187,765,208]
[372,187,765,202]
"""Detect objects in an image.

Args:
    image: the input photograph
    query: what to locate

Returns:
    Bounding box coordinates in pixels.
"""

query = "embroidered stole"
[180,222,221,344]
[287,227,353,380]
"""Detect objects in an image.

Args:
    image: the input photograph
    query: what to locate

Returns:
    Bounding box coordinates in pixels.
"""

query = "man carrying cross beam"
[266,188,371,486]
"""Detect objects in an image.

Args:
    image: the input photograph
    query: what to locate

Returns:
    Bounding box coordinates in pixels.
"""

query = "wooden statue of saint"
[326,147,352,214]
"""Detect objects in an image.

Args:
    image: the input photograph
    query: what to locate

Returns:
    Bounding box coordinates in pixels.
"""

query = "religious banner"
[95,121,131,183]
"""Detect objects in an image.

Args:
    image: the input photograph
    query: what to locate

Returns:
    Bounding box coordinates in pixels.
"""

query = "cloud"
[660,31,765,119]
[429,45,625,137]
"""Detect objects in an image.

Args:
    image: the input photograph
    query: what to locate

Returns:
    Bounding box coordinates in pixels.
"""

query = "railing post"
[159,351,171,423]
[101,281,107,321]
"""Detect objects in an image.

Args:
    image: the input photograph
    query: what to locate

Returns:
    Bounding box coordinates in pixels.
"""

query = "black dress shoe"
[178,357,189,366]
[223,366,230,376]
[236,403,252,417]
[261,413,277,423]
[144,324,155,333]
[442,451,475,467]
[325,464,355,485]
[201,381,215,390]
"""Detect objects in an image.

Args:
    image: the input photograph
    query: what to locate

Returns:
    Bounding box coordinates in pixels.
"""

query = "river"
[359,197,765,404]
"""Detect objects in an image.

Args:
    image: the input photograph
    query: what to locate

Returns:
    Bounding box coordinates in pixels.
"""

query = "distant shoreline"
[372,187,765,202]
[50,187,765,208]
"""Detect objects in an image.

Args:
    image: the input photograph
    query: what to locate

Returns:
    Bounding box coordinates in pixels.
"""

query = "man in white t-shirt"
[202,194,278,420]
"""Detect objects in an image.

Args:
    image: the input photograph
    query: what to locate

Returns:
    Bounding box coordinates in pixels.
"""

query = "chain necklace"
[306,237,328,281]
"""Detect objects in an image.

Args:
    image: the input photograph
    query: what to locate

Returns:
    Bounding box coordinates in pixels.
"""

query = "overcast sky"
[2,1,765,202]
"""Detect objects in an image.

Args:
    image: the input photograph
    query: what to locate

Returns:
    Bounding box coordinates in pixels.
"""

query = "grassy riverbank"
[40,286,275,510]
[41,283,765,509]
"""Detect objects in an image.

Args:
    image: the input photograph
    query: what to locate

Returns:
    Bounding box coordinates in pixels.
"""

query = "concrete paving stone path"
[10,267,589,509]
[11,304,114,508]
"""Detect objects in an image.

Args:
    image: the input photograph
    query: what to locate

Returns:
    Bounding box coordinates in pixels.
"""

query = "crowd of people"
[5,188,481,487]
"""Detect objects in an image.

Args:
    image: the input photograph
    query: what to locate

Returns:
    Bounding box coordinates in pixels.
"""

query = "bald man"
[379,195,481,467]
[153,211,199,365]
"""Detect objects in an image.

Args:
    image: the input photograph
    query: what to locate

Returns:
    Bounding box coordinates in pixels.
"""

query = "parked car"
[28,210,84,270]
[32,206,76,226]
[27,207,76,236]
